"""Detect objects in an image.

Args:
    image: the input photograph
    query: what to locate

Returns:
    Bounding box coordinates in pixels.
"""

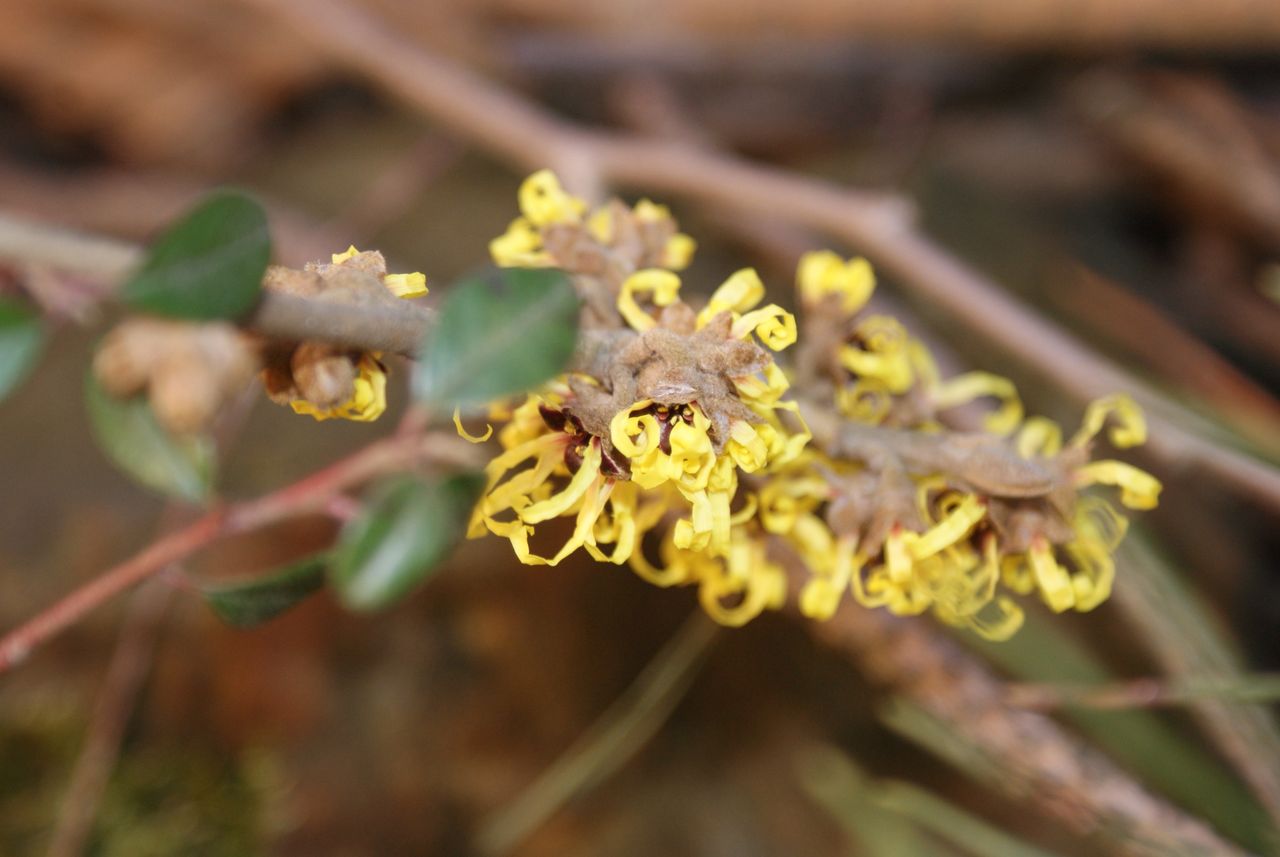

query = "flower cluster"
[260,246,427,422]
[775,255,1161,638]
[463,171,1162,637]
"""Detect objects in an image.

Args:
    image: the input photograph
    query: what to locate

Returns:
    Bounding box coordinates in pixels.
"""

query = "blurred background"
[1,1,1279,855]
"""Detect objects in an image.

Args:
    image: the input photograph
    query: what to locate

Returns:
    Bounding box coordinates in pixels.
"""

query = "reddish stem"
[0,433,442,674]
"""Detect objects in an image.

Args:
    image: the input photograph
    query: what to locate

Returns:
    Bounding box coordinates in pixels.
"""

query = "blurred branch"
[0,429,481,673]
[319,132,465,245]
[1114,535,1280,840]
[473,0,1280,50]
[476,613,718,856]
[0,212,432,355]
[0,162,343,265]
[44,580,175,857]
[237,0,1280,514]
[795,583,1255,857]
[801,746,1064,857]
[44,384,260,857]
[1069,70,1280,251]
[1058,265,1280,456]
[1006,673,1280,711]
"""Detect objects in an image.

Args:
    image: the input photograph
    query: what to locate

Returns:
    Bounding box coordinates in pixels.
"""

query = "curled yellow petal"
[836,379,892,424]
[490,217,550,267]
[587,208,613,243]
[610,401,659,457]
[1074,460,1162,510]
[618,269,681,332]
[698,268,765,327]
[332,245,360,264]
[726,420,769,472]
[1029,540,1074,612]
[520,441,602,523]
[885,531,913,584]
[1071,394,1147,449]
[909,495,985,560]
[839,315,915,393]
[1064,539,1115,611]
[1016,416,1063,458]
[1074,496,1129,552]
[797,251,875,315]
[453,408,494,443]
[933,372,1023,436]
[732,305,797,351]
[663,234,696,270]
[518,169,585,227]
[383,272,428,298]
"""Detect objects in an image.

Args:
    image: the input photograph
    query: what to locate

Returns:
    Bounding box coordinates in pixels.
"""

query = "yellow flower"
[797,251,875,315]
[996,395,1160,614]
[618,269,682,331]
[519,169,586,227]
[490,217,553,267]
[289,247,427,422]
[839,315,915,394]
[331,246,429,298]
[633,199,697,270]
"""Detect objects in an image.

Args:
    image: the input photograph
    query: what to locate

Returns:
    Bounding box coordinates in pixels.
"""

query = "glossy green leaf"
[414,267,579,409]
[120,189,270,320]
[202,554,328,627]
[84,373,214,503]
[332,473,484,611]
[0,298,43,402]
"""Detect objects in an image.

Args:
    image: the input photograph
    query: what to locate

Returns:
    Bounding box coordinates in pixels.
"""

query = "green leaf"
[415,267,579,409]
[120,189,270,320]
[331,473,483,611]
[0,298,44,402]
[84,372,214,502]
[202,554,328,627]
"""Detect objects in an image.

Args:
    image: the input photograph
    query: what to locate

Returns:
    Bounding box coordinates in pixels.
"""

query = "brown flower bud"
[92,318,260,435]
[291,342,356,408]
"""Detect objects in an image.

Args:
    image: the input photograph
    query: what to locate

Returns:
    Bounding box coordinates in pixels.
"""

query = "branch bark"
[792,573,1254,857]
[0,212,432,355]
[232,0,1280,514]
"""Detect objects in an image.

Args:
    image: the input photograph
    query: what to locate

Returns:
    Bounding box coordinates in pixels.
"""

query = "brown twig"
[1057,265,1280,456]
[0,430,480,673]
[0,212,432,356]
[476,613,718,856]
[233,0,1280,515]
[789,565,1253,857]
[319,132,465,244]
[1114,537,1280,840]
[1006,673,1280,711]
[1069,70,1280,251]
[44,580,176,857]
[472,0,1280,50]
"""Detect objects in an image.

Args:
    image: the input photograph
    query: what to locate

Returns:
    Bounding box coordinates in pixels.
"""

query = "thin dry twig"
[1114,537,1280,840]
[0,212,432,355]
[460,0,1280,50]
[791,567,1254,857]
[44,581,175,857]
[1005,673,1280,711]
[0,430,481,673]
[235,0,1280,513]
[476,613,718,856]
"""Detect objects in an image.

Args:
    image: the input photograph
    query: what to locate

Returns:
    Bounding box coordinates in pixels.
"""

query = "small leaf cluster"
[2,190,580,625]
